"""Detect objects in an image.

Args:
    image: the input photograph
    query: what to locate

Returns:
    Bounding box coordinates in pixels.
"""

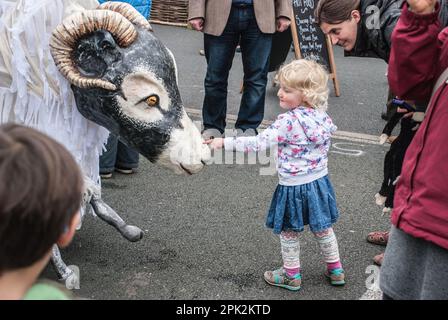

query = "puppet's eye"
[145,95,159,106]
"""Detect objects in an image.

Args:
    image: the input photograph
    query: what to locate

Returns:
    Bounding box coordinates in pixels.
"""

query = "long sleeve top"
[388,2,448,250]
[224,106,337,186]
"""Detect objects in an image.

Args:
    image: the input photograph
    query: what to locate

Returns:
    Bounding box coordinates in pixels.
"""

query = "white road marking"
[331,142,365,157]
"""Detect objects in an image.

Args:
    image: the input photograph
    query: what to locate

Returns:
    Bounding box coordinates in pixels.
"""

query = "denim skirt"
[266,175,339,234]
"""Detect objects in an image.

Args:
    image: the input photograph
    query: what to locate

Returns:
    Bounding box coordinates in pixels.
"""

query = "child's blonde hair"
[277,59,329,110]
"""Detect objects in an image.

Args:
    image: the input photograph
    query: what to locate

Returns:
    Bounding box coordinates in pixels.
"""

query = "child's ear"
[57,211,81,248]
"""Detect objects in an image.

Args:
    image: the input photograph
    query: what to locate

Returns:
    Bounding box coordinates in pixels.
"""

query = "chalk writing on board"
[292,0,331,72]
[293,0,315,13]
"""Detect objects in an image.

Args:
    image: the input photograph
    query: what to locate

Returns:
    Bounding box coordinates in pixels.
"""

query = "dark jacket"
[388,2,448,250]
[345,0,404,62]
[345,0,448,62]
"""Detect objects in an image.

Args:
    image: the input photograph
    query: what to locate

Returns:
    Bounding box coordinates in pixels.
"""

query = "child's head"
[277,59,329,111]
[0,124,83,275]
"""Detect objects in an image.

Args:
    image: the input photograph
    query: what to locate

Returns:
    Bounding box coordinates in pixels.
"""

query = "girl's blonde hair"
[277,59,329,110]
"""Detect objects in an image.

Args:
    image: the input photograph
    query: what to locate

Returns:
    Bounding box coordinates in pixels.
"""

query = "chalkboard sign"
[290,0,340,96]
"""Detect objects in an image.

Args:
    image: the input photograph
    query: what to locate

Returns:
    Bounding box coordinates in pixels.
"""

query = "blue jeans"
[100,134,139,174]
[203,5,273,133]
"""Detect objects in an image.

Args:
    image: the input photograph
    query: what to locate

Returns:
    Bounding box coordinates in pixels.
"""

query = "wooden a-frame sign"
[290,4,340,97]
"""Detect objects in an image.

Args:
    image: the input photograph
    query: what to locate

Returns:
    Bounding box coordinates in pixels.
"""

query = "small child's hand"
[204,137,224,150]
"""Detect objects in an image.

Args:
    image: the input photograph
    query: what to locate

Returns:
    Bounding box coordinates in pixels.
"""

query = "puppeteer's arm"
[388,1,443,102]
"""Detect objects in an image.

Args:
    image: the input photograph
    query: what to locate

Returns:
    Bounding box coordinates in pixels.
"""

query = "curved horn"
[98,1,153,31]
[50,10,138,91]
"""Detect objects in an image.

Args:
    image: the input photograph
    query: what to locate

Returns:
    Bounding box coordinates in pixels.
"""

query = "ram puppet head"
[50,2,209,175]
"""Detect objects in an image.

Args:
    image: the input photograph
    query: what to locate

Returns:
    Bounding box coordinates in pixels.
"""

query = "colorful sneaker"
[263,268,301,291]
[325,268,345,286]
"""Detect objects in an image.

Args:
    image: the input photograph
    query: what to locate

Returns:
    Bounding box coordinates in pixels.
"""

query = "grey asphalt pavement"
[42,24,392,300]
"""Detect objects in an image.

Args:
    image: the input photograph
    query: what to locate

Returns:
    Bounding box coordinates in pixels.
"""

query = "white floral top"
[224,106,337,186]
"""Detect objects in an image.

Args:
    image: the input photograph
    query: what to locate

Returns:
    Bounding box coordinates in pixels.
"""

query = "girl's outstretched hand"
[407,0,437,14]
[204,137,224,150]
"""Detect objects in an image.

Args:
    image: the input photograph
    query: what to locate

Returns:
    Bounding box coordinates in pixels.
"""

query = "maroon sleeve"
[387,2,442,102]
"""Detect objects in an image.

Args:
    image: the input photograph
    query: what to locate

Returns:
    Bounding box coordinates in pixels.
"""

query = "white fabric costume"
[0,0,199,282]
[0,0,109,187]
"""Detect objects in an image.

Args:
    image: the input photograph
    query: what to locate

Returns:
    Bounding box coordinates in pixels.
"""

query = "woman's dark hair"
[315,0,361,25]
[0,124,83,274]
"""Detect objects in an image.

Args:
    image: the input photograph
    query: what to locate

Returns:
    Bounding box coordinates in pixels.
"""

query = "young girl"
[206,59,344,291]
